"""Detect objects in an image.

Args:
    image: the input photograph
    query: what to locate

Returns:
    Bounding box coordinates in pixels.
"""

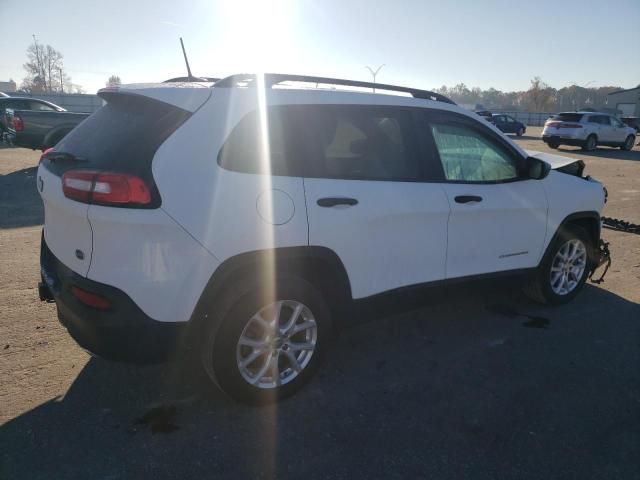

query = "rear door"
[422,111,548,278]
[302,105,450,298]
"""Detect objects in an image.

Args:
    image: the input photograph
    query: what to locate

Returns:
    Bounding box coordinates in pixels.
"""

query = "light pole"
[365,64,385,93]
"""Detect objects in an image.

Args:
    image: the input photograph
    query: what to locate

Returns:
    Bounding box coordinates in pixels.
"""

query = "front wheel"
[621,135,635,151]
[548,141,559,149]
[524,226,592,305]
[516,127,524,137]
[202,277,332,404]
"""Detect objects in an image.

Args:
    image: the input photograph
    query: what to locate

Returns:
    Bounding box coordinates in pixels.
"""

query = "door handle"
[317,197,358,207]
[454,195,483,204]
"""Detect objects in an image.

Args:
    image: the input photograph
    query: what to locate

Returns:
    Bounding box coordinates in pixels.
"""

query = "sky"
[1,0,639,94]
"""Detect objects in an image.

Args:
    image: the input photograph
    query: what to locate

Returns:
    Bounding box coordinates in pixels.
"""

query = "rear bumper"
[542,135,585,146]
[40,235,188,363]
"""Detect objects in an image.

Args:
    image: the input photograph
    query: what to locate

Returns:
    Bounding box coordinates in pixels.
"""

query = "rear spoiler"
[98,83,212,112]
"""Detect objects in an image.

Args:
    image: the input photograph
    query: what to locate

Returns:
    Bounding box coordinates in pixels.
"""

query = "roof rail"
[163,76,220,83]
[213,73,456,105]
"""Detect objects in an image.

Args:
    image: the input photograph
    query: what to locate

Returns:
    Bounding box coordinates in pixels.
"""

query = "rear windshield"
[49,93,191,180]
[554,113,583,122]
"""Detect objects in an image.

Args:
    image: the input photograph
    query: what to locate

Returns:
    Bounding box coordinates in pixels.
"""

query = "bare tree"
[525,77,554,112]
[106,75,122,87]
[21,39,82,94]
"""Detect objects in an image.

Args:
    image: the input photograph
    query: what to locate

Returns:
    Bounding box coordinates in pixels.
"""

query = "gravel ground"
[1,130,639,479]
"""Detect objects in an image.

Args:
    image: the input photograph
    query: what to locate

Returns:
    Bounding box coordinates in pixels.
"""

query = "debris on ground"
[134,405,179,434]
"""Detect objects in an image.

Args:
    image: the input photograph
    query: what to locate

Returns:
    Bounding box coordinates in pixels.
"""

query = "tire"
[516,128,524,137]
[582,134,597,151]
[548,141,559,149]
[621,135,635,151]
[523,225,593,305]
[201,276,332,404]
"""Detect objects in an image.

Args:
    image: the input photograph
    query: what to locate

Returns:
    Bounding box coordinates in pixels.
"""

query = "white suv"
[542,111,636,151]
[37,74,609,403]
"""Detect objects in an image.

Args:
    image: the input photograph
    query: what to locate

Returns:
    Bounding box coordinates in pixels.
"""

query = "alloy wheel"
[236,300,317,389]
[549,239,587,295]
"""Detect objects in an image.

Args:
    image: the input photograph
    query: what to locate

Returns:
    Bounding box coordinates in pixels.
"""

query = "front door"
[609,116,629,143]
[423,112,548,279]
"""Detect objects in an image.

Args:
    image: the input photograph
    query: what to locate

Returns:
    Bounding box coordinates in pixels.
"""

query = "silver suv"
[542,112,636,151]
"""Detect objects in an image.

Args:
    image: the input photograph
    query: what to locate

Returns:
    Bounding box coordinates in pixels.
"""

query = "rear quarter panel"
[87,206,219,323]
[152,89,309,262]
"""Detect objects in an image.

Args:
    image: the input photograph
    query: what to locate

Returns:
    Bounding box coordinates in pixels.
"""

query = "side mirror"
[526,157,551,180]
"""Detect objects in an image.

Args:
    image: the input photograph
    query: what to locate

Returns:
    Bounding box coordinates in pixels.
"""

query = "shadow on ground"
[0,167,43,228]
[553,145,640,162]
[2,280,639,479]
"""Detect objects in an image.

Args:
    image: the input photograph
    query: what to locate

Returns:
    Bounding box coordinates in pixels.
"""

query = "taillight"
[62,170,95,203]
[71,286,111,310]
[62,170,152,206]
[12,116,24,132]
[546,121,582,129]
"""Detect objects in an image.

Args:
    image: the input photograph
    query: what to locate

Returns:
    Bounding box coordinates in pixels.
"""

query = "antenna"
[180,37,194,81]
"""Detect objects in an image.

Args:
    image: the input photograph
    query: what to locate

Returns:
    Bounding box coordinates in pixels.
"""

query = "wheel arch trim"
[188,245,353,338]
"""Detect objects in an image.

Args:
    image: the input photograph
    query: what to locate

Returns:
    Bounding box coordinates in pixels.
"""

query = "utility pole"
[59,67,64,93]
[365,64,385,93]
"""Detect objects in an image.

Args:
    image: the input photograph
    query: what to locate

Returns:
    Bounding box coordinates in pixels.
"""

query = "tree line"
[433,77,626,113]
[17,39,630,112]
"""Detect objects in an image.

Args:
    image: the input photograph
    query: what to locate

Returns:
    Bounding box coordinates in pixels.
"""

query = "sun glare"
[221,0,296,72]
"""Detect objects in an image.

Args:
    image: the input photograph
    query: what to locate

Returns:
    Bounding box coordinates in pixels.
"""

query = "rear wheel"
[621,135,635,151]
[548,141,559,149]
[582,134,597,151]
[524,225,592,305]
[201,276,332,404]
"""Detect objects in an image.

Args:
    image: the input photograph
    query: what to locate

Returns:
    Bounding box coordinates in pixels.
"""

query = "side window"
[599,116,611,126]
[506,116,515,123]
[30,101,55,111]
[588,116,599,124]
[430,122,519,182]
[218,108,290,176]
[315,108,420,180]
[610,117,623,128]
[9,100,30,110]
[218,105,421,181]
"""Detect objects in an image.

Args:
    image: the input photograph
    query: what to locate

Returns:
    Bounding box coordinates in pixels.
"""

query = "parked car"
[490,114,526,136]
[542,112,636,151]
[4,107,90,150]
[0,96,65,136]
[37,74,608,403]
[621,116,640,134]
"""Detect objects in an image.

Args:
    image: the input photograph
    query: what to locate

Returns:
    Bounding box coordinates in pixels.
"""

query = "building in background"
[607,87,640,116]
[0,80,17,93]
